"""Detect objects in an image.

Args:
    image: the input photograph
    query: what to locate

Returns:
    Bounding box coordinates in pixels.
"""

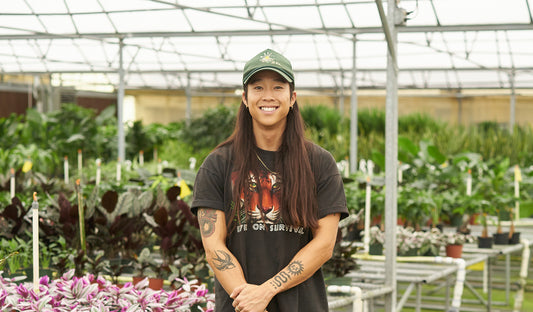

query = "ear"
[242,91,248,107]
[290,91,297,106]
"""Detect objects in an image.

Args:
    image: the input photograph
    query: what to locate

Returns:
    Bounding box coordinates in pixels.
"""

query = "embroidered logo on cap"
[260,51,282,66]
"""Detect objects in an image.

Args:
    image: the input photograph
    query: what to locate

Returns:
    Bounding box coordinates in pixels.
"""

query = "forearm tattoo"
[269,260,304,290]
[212,250,236,271]
[198,209,217,238]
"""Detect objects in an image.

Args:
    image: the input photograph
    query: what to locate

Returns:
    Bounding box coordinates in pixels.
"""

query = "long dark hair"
[217,82,319,231]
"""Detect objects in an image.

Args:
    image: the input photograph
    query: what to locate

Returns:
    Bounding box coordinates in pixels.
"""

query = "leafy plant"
[144,186,203,280]
[0,269,215,311]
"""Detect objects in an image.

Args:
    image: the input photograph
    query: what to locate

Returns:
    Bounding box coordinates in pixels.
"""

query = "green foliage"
[179,105,237,153]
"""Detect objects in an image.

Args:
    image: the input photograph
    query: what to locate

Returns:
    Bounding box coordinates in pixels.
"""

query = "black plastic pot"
[494,232,509,245]
[369,243,383,255]
[509,232,521,244]
[478,236,493,249]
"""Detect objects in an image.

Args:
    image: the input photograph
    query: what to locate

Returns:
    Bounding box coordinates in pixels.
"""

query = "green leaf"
[398,136,419,156]
[427,145,446,164]
[371,150,385,171]
[66,133,85,143]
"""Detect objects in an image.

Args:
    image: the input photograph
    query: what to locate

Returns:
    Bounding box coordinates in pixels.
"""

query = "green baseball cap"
[242,49,294,85]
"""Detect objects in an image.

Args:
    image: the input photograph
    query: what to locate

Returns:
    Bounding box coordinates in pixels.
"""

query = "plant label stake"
[64,156,69,184]
[78,149,83,180]
[153,147,158,164]
[10,168,15,199]
[116,158,122,182]
[398,161,402,183]
[514,165,521,221]
[31,192,39,292]
[157,158,162,175]
[139,150,144,166]
[189,157,197,170]
[95,158,101,186]
[76,179,86,252]
[466,169,472,196]
[361,159,374,253]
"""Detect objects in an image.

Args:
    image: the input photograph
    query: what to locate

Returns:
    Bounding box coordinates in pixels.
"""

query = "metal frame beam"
[1,24,532,40]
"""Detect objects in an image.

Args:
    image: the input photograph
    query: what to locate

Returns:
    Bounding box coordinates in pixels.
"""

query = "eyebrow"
[249,77,287,84]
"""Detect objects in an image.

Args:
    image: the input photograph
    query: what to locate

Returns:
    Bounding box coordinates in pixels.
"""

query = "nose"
[262,88,275,100]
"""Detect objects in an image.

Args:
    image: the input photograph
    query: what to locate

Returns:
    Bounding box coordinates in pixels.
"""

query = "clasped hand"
[230,283,271,312]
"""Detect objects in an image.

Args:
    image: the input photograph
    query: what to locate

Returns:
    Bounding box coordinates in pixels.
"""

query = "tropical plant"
[419,228,445,256]
[396,227,422,255]
[367,225,385,245]
[443,232,475,246]
[0,269,214,311]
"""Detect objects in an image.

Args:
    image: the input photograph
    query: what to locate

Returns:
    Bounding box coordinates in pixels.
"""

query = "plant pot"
[478,236,493,249]
[445,244,463,258]
[369,243,383,255]
[509,232,521,245]
[493,232,509,245]
[148,277,165,290]
[132,276,147,286]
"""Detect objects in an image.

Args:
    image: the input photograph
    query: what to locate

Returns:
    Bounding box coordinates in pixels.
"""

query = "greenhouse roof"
[1,0,533,92]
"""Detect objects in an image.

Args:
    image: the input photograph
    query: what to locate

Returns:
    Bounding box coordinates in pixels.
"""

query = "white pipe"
[328,285,363,312]
[513,238,530,312]
[354,254,467,310]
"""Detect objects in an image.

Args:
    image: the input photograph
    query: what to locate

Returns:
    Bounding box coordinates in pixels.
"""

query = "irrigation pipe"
[513,238,530,312]
[327,284,394,312]
[353,254,466,312]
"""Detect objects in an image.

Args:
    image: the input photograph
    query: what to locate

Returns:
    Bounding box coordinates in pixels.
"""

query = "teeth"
[261,107,276,112]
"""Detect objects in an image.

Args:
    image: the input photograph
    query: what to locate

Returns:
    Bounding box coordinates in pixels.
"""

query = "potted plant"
[397,226,421,256]
[366,225,384,255]
[443,232,474,258]
[420,228,445,256]
[493,194,514,245]
[132,247,165,290]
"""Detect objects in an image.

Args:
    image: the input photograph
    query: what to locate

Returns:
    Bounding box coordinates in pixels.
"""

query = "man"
[191,48,348,312]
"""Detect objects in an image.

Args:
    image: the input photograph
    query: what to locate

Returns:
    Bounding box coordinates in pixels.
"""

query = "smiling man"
[191,49,348,312]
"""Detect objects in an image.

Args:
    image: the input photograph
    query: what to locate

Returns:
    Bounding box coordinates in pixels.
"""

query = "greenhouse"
[1,0,532,311]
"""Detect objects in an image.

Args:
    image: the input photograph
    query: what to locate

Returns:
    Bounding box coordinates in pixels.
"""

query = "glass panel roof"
[1,0,532,91]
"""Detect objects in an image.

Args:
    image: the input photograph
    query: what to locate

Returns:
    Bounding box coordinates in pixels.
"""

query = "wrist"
[261,280,278,300]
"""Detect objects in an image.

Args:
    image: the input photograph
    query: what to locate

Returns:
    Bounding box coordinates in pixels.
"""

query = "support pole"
[186,73,192,124]
[375,0,399,311]
[509,71,516,133]
[349,35,358,173]
[339,72,345,116]
[117,38,126,163]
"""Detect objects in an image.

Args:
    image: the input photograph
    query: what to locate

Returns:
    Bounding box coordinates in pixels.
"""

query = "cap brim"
[243,66,293,85]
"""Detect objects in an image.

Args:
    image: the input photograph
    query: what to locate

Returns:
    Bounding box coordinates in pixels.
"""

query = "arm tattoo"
[269,260,304,290]
[198,209,217,238]
[212,250,236,271]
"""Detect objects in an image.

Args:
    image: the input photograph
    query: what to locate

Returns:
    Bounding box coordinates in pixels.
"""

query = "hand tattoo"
[212,250,236,271]
[198,209,217,238]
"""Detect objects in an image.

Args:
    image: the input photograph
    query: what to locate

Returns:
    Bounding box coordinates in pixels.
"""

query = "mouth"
[260,106,278,112]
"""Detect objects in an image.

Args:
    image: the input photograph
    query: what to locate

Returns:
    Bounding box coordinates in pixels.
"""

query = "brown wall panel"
[76,96,116,115]
[0,91,34,117]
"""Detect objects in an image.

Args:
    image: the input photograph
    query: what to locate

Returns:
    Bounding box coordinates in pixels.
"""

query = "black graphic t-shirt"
[191,143,348,312]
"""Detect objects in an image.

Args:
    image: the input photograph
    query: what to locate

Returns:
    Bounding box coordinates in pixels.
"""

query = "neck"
[253,126,284,151]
